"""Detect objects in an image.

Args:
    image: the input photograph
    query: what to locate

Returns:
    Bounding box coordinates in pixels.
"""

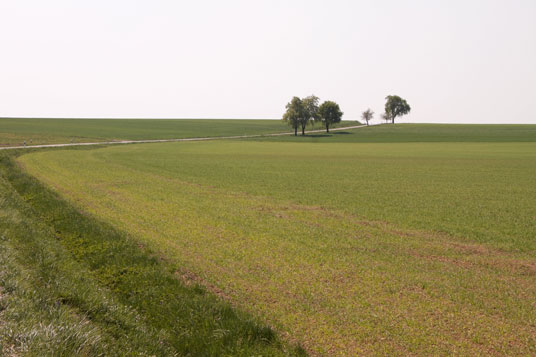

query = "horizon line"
[0,117,534,125]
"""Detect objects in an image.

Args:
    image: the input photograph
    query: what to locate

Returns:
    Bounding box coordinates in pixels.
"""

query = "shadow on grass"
[299,131,353,138]
[304,134,332,138]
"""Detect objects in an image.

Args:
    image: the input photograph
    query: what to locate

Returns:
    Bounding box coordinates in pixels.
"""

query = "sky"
[0,0,535,123]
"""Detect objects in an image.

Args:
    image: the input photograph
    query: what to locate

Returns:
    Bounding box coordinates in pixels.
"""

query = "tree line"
[283,95,410,135]
[282,95,343,136]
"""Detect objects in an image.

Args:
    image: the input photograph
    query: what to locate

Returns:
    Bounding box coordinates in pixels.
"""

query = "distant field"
[249,123,536,143]
[0,118,359,146]
[19,126,536,355]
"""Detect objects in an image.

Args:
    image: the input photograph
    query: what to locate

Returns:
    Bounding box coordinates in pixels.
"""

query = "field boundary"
[0,125,366,150]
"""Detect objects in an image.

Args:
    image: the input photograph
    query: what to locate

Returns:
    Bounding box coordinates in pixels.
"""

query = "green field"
[0,118,359,147]
[0,118,290,146]
[14,124,536,355]
[248,123,536,143]
[0,151,303,356]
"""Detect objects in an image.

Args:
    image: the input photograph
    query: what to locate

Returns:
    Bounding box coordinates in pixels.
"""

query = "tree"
[318,101,343,133]
[361,108,374,126]
[301,95,320,135]
[282,96,305,136]
[385,95,411,124]
[380,112,390,124]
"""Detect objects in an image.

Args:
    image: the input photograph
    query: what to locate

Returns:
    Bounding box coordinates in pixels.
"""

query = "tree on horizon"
[385,95,411,124]
[362,109,374,126]
[318,101,343,133]
[282,96,305,136]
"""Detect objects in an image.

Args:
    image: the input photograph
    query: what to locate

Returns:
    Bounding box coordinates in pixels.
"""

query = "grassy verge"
[0,150,303,356]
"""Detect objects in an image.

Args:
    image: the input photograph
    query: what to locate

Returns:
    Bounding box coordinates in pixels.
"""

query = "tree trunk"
[392,116,395,124]
[301,125,305,136]
[294,127,297,136]
[326,123,329,133]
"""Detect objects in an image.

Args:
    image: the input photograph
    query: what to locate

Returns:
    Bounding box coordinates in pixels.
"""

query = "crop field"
[248,123,536,143]
[0,151,302,356]
[0,118,359,147]
[14,124,536,355]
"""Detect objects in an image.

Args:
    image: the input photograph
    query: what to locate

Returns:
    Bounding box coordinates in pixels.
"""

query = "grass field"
[16,124,536,355]
[0,151,303,356]
[0,118,359,147]
[246,123,536,143]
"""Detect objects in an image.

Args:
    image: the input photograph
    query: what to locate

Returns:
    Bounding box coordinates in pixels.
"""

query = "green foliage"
[318,101,343,132]
[385,95,411,123]
[283,95,320,136]
[282,97,305,136]
[301,95,320,134]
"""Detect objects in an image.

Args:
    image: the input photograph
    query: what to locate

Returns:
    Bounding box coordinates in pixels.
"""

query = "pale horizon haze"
[1,0,535,123]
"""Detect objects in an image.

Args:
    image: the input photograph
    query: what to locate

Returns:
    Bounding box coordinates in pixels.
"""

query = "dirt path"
[0,125,367,150]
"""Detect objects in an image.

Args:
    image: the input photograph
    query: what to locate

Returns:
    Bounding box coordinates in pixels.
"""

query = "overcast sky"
[0,1,535,123]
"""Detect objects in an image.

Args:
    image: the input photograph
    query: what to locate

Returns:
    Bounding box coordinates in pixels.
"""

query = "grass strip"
[0,157,171,355]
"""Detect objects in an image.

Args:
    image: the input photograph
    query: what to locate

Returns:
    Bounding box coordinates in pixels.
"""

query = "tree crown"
[302,95,320,124]
[361,109,374,122]
[318,101,343,125]
[385,95,411,121]
[282,96,305,128]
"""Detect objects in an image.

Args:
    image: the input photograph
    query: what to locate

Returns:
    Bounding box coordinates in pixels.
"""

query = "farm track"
[0,125,367,150]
